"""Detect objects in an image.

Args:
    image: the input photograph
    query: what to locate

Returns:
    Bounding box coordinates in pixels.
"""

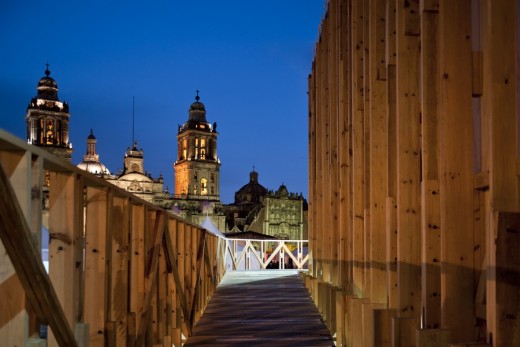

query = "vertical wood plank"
[396,0,421,328]
[385,0,399,311]
[338,0,352,291]
[84,186,109,347]
[493,213,520,347]
[108,196,129,346]
[481,1,520,344]
[48,172,80,346]
[351,0,366,298]
[438,0,476,341]
[329,0,340,287]
[308,63,317,279]
[420,0,441,330]
[368,0,388,304]
[129,203,145,343]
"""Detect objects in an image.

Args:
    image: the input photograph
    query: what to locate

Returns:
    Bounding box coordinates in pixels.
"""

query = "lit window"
[201,178,208,195]
[200,149,206,159]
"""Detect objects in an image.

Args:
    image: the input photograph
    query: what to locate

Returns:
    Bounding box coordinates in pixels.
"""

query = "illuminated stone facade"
[23,69,304,235]
[106,142,170,206]
[223,171,307,239]
[25,67,73,160]
[247,185,305,240]
[171,94,226,230]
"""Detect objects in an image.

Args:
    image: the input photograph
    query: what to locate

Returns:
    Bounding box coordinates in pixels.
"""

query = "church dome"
[234,170,268,204]
[188,94,207,123]
[77,161,111,175]
[118,172,152,183]
[36,67,59,101]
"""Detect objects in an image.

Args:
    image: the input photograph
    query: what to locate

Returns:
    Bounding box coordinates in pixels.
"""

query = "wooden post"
[395,0,421,332]
[420,0,441,331]
[491,213,520,347]
[84,186,109,347]
[438,0,475,341]
[129,203,145,344]
[329,0,340,287]
[351,0,365,298]
[308,64,317,279]
[314,33,324,282]
[48,172,82,347]
[338,0,352,292]
[481,2,520,344]
[107,196,130,346]
[368,0,388,304]
[385,0,398,311]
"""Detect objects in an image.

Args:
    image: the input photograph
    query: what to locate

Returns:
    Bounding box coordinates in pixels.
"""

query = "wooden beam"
[189,230,206,328]
[162,219,192,336]
[134,211,166,347]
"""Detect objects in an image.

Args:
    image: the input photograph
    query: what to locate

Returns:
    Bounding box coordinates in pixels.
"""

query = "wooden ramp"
[185,270,334,346]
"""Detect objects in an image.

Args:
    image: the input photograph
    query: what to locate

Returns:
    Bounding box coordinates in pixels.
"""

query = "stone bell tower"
[25,65,73,160]
[174,92,220,201]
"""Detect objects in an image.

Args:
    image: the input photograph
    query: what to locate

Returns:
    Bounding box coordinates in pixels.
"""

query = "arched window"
[201,178,208,195]
[182,139,187,160]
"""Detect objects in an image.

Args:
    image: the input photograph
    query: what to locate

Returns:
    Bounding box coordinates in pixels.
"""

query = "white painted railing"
[224,239,309,271]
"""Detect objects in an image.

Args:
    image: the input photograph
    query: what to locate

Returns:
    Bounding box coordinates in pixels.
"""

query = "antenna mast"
[132,96,135,145]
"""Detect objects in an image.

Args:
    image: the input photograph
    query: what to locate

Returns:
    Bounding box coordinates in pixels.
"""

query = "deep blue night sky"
[0,1,325,203]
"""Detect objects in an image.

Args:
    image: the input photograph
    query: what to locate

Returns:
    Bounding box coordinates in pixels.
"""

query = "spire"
[86,129,97,155]
[45,63,50,76]
[195,90,200,101]
[132,96,135,145]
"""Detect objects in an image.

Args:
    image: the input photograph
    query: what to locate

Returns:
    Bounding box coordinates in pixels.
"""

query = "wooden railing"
[224,239,309,271]
[0,129,226,347]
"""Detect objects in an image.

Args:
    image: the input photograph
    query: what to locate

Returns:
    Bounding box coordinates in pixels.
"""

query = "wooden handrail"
[0,129,224,346]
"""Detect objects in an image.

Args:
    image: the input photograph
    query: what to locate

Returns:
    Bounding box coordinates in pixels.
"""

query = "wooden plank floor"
[185,270,334,346]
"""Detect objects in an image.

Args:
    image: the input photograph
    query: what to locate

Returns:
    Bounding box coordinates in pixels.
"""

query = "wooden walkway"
[185,270,334,346]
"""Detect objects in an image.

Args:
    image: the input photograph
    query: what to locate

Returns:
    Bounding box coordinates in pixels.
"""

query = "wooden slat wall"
[307,0,520,345]
[0,129,223,347]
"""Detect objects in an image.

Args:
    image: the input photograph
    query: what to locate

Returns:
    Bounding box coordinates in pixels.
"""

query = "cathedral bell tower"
[25,65,73,160]
[174,92,220,201]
